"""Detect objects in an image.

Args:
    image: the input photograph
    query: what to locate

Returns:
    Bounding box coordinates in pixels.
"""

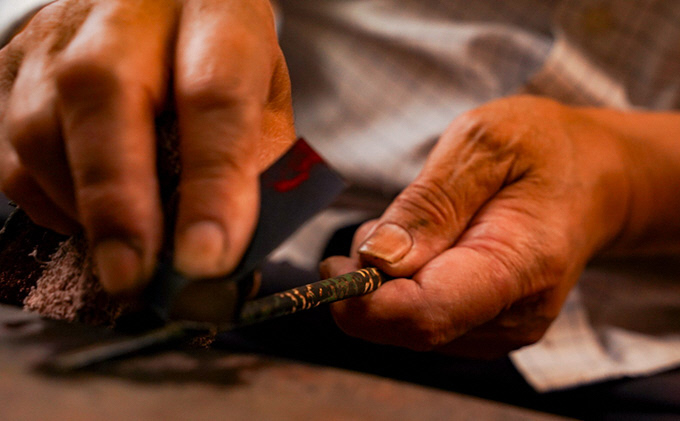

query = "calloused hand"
[321,96,634,358]
[0,0,295,295]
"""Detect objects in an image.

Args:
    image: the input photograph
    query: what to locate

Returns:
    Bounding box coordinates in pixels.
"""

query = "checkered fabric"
[2,0,679,392]
[277,0,680,392]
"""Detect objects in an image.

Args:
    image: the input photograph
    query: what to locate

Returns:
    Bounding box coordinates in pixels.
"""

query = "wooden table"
[0,304,569,421]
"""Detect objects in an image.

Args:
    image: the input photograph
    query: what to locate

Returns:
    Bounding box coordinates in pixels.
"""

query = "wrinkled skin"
[0,0,295,294]
[2,1,680,357]
[322,97,680,358]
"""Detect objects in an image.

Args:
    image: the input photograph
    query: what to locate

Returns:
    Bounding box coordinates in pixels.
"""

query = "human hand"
[321,96,632,358]
[0,0,295,294]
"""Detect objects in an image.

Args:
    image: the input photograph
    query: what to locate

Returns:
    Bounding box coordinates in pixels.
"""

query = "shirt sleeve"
[0,0,56,47]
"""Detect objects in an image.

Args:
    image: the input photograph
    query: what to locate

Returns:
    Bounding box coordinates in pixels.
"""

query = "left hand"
[321,96,632,358]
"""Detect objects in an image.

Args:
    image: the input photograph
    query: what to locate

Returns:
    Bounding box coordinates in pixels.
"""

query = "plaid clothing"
[2,0,680,392]
[277,0,680,392]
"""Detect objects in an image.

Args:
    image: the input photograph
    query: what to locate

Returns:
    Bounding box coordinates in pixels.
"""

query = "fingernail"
[358,223,413,264]
[94,240,142,294]
[175,221,225,278]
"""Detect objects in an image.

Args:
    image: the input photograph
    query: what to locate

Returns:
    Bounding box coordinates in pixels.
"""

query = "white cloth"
[2,0,680,392]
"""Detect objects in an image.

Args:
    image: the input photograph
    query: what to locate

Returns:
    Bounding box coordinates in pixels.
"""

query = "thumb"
[357,144,515,277]
[356,178,467,277]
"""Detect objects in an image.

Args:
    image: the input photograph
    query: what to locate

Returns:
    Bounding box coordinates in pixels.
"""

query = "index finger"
[329,186,565,351]
[56,0,175,294]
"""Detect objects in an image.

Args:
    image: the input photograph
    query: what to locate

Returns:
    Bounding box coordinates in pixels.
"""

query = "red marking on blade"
[273,140,324,193]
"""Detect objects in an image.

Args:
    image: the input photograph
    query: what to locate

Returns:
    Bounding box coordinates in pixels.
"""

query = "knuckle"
[538,244,570,284]
[540,226,573,270]
[55,58,161,117]
[179,75,262,114]
[55,57,124,101]
[71,160,143,207]
[178,36,271,113]
[76,181,149,239]
[409,317,449,351]
[451,103,537,162]
[521,229,572,294]
[74,165,155,220]
[4,91,57,159]
[394,179,458,230]
[472,226,570,301]
[5,113,50,157]
[76,181,122,211]
[71,158,121,189]
[407,298,453,351]
[180,135,262,180]
[454,109,512,153]
[181,155,249,182]
[452,96,565,158]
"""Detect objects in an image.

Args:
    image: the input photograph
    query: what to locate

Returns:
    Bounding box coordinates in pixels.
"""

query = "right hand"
[321,96,633,357]
[0,0,295,295]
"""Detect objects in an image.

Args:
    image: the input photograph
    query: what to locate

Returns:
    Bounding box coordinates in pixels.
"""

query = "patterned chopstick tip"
[237,268,388,326]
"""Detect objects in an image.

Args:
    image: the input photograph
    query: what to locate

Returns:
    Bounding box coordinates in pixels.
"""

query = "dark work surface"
[215,302,680,421]
[2,206,678,420]
[214,224,680,421]
[0,304,568,421]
